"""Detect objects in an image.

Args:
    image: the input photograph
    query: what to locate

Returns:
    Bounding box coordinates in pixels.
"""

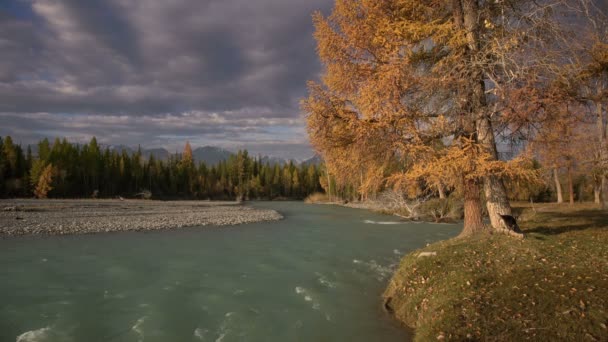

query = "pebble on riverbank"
[0,199,283,237]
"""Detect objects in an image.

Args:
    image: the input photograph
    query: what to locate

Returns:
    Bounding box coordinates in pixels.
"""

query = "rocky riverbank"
[0,199,283,237]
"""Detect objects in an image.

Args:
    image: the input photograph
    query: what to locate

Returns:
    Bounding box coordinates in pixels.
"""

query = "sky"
[2,1,607,160]
[0,0,333,160]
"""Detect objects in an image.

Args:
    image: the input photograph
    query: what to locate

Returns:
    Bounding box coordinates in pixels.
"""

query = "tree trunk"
[460,178,485,237]
[459,0,513,229]
[602,177,607,208]
[478,115,513,228]
[567,165,574,205]
[327,171,332,202]
[595,182,601,204]
[597,101,608,209]
[438,183,446,199]
[360,170,364,202]
[553,167,563,204]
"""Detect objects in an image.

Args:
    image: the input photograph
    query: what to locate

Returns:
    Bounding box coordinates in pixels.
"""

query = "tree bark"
[460,178,485,237]
[597,101,608,209]
[595,182,601,204]
[438,183,446,199]
[553,167,563,204]
[478,115,513,228]
[567,165,574,205]
[360,170,363,201]
[327,171,331,202]
[459,0,513,229]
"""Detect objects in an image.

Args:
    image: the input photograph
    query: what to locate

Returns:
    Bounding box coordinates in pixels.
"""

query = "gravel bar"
[0,199,283,237]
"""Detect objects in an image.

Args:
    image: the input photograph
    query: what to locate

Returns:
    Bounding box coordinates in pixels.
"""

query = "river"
[0,202,459,342]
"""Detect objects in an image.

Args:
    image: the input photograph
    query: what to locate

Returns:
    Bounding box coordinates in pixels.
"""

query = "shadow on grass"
[524,209,608,236]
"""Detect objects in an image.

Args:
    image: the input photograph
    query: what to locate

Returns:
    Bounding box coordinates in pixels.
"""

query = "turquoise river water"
[0,202,460,342]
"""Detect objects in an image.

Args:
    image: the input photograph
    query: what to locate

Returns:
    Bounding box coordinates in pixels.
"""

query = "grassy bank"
[383,203,608,341]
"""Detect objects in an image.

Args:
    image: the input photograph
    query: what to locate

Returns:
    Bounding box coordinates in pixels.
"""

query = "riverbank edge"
[0,199,284,238]
[381,202,608,341]
[308,200,460,224]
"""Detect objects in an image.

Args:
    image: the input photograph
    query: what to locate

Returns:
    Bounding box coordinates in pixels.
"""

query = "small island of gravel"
[0,199,283,237]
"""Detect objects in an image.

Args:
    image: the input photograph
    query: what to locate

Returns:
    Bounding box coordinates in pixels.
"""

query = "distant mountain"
[192,146,234,165]
[143,148,170,161]
[259,155,288,166]
[27,141,314,167]
[106,144,133,155]
[301,154,323,166]
[107,145,170,161]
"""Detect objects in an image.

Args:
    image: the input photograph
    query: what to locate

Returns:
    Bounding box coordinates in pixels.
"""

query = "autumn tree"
[531,103,591,204]
[567,1,608,206]
[182,141,193,166]
[30,159,47,192]
[34,164,54,199]
[304,0,583,235]
[509,1,608,206]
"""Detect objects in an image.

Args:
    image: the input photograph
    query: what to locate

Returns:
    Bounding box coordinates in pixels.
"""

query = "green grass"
[383,203,608,341]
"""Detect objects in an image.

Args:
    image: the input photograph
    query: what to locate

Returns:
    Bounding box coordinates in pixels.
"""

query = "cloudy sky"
[0,0,333,159]
[3,1,607,160]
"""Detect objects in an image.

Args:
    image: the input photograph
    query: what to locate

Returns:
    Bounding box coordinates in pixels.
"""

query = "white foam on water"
[295,286,321,310]
[132,316,146,342]
[316,273,336,288]
[215,312,235,342]
[41,258,47,262]
[16,327,51,342]
[352,259,395,281]
[364,220,403,225]
[103,290,125,299]
[194,328,208,340]
[393,249,402,255]
[233,289,245,295]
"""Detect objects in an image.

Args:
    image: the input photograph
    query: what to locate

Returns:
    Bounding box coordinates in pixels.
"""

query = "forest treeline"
[0,136,323,200]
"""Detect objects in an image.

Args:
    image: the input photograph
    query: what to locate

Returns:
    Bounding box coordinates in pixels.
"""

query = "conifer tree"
[182,141,193,166]
[304,0,581,235]
[34,164,54,199]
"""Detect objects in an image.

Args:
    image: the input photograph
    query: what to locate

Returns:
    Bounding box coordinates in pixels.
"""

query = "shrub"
[304,192,329,203]
[419,195,463,222]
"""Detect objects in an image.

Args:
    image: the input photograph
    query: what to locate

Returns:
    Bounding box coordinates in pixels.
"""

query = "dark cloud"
[0,0,333,159]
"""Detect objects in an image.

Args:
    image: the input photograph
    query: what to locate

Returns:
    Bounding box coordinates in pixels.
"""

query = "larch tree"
[182,141,194,166]
[34,164,54,199]
[304,0,580,235]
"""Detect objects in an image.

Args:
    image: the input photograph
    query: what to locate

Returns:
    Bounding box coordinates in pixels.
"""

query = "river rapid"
[0,202,459,342]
